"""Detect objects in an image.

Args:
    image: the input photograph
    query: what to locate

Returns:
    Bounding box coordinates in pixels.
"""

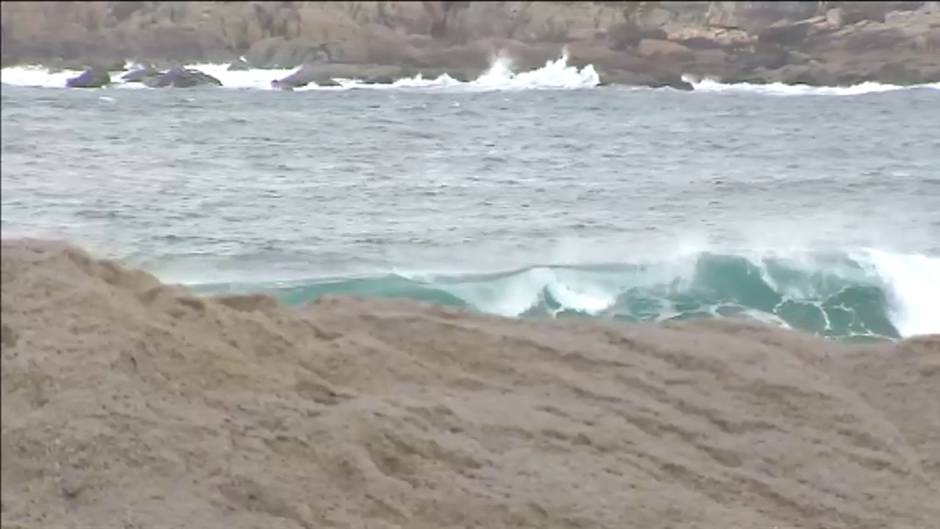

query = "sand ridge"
[1,239,938,528]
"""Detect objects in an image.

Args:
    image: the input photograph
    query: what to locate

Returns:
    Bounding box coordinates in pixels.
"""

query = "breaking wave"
[6,57,938,95]
[0,52,599,92]
[682,75,940,96]
[188,249,940,341]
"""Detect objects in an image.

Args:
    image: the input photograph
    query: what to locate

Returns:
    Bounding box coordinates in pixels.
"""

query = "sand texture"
[2,239,938,529]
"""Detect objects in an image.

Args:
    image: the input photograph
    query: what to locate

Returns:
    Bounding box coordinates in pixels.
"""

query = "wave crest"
[192,250,940,340]
[681,74,940,96]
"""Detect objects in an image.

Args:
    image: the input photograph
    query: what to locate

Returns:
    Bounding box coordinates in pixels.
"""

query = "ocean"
[2,55,939,340]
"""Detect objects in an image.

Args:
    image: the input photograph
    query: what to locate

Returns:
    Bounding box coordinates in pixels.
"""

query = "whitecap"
[682,74,940,96]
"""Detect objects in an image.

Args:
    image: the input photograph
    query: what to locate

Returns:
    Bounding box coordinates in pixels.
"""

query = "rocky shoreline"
[3,2,939,88]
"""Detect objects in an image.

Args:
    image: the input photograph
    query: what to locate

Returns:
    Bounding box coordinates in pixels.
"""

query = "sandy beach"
[1,238,937,528]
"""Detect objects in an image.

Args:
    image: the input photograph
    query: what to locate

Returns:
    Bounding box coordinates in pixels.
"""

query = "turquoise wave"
[191,251,933,341]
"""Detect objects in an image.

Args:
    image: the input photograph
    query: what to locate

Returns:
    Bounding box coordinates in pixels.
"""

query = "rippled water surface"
[2,83,939,337]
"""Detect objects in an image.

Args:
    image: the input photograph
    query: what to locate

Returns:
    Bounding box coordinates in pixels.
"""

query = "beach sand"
[2,238,938,528]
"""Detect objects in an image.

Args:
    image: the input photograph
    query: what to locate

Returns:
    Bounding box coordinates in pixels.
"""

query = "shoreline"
[0,237,933,342]
[4,59,940,93]
[4,54,939,89]
[3,2,939,89]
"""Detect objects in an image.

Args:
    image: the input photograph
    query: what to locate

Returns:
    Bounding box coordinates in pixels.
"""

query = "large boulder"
[121,65,161,83]
[143,67,222,88]
[271,63,409,90]
[65,67,110,88]
[271,64,330,90]
[649,72,694,90]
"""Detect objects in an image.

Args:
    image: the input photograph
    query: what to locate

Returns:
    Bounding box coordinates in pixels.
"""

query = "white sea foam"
[469,52,599,91]
[1,51,599,92]
[335,52,599,91]
[429,248,939,337]
[0,65,87,88]
[7,58,938,95]
[861,249,940,337]
[682,75,940,96]
[151,243,935,338]
[181,63,313,90]
[440,266,616,317]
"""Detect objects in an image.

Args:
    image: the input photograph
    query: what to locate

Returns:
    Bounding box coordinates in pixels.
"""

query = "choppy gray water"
[2,83,939,338]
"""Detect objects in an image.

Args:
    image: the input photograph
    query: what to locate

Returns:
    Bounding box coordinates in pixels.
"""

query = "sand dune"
[1,239,938,528]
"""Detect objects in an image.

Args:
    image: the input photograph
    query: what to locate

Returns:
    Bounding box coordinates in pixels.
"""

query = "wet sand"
[2,239,938,529]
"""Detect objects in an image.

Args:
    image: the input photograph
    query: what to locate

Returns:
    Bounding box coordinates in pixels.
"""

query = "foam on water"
[334,52,599,91]
[440,266,617,317]
[0,65,87,88]
[0,52,584,92]
[469,52,599,91]
[186,249,937,340]
[861,249,940,337]
[683,75,940,96]
[181,63,320,90]
[391,73,463,89]
[7,57,938,95]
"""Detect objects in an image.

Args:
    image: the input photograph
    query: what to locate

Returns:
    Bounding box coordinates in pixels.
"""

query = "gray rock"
[272,64,406,90]
[649,73,694,91]
[143,68,222,88]
[271,65,318,90]
[121,66,161,83]
[66,68,110,88]
[364,75,395,85]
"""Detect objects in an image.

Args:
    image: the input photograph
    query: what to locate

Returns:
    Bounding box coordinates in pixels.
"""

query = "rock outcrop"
[142,67,222,88]
[121,65,161,83]
[2,1,938,86]
[65,67,111,88]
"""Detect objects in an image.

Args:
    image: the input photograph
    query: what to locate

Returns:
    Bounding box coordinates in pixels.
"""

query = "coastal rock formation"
[1,2,938,85]
[65,67,110,88]
[120,65,161,83]
[271,63,404,89]
[2,239,939,528]
[142,67,222,88]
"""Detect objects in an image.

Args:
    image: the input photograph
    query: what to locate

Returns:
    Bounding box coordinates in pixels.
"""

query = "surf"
[188,249,939,341]
[8,55,939,95]
[680,74,940,96]
[0,52,600,92]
